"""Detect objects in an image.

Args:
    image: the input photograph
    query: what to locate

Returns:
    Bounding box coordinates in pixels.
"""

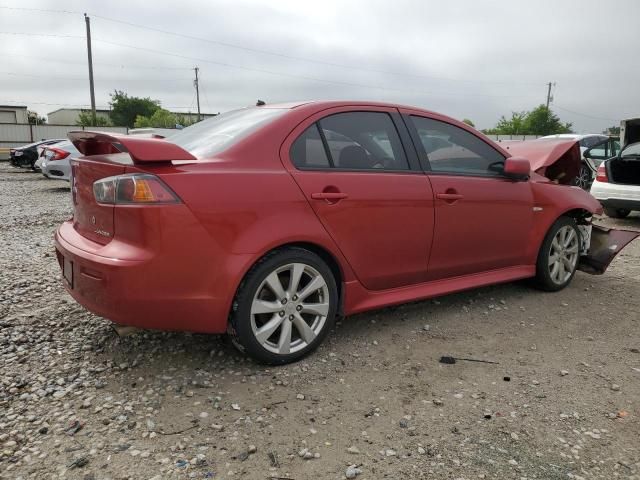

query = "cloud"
[1,0,637,131]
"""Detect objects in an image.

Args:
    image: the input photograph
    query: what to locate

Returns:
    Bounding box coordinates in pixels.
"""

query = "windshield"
[169,107,286,158]
[621,142,640,157]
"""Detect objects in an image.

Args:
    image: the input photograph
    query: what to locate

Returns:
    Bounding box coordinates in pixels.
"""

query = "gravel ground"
[1,163,639,480]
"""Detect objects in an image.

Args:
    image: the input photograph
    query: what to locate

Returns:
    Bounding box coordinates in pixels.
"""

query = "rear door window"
[319,112,409,171]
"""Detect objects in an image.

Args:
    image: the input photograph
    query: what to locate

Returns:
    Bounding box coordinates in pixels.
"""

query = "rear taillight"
[45,147,70,161]
[596,164,608,183]
[93,174,180,205]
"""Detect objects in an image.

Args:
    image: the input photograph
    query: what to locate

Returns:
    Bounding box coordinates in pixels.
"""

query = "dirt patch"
[1,164,639,479]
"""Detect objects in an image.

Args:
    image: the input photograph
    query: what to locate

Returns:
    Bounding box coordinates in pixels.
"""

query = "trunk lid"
[67,130,197,245]
[71,156,127,245]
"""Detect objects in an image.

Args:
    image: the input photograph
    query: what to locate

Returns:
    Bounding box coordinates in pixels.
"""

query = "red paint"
[54,101,619,334]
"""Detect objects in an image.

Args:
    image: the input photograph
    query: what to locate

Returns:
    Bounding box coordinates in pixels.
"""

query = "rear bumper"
[590,180,640,211]
[54,220,240,334]
[597,198,640,211]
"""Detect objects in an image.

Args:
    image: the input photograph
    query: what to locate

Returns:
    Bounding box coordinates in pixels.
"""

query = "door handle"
[436,192,464,202]
[311,192,348,200]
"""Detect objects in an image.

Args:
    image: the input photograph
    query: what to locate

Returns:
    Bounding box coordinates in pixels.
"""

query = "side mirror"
[583,149,592,159]
[503,156,530,180]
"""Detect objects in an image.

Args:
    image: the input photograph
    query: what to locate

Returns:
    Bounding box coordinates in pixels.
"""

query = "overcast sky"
[1,0,638,131]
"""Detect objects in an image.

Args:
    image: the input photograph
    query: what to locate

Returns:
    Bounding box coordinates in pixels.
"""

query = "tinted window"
[622,142,640,157]
[580,135,607,149]
[170,107,285,158]
[291,125,330,168]
[411,116,505,175]
[319,112,409,170]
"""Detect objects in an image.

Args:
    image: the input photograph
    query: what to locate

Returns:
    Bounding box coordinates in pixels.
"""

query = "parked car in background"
[9,139,66,169]
[40,140,81,181]
[590,118,640,218]
[54,101,638,364]
[540,134,615,189]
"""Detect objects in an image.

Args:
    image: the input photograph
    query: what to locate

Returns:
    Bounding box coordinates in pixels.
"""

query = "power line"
[0,5,543,87]
[553,105,618,123]
[2,53,193,70]
[92,13,543,86]
[91,37,539,100]
[0,31,83,39]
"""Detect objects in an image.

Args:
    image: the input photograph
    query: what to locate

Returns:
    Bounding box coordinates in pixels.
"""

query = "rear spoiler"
[68,130,196,163]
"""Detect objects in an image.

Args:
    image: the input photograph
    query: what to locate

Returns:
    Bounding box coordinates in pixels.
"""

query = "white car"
[40,140,81,182]
[590,141,640,218]
[540,133,617,189]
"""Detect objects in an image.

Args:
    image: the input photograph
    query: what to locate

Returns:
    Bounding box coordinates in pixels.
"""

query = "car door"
[404,112,534,280]
[281,107,435,291]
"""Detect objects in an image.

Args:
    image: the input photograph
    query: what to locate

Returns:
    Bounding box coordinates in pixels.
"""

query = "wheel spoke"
[292,313,316,344]
[561,255,573,271]
[288,263,305,295]
[301,302,329,316]
[298,275,326,301]
[564,229,575,247]
[251,299,283,315]
[265,271,286,300]
[557,260,566,281]
[277,319,292,354]
[550,261,560,281]
[255,315,284,344]
[548,253,560,266]
[552,238,562,252]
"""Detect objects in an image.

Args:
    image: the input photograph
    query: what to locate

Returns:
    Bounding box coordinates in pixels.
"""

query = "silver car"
[40,140,81,182]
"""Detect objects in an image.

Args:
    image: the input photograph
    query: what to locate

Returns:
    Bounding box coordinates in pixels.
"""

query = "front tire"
[533,217,581,292]
[228,247,338,365]
[603,207,630,219]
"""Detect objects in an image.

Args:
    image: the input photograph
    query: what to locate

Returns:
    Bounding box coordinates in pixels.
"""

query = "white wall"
[0,124,128,159]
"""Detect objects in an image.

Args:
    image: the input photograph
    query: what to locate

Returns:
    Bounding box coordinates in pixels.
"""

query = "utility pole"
[193,67,201,122]
[545,82,553,109]
[84,13,97,126]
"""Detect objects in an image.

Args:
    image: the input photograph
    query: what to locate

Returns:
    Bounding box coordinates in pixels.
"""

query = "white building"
[0,105,28,124]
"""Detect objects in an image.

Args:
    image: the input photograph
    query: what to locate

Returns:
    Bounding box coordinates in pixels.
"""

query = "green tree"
[109,90,160,128]
[462,118,475,127]
[525,105,572,135]
[484,106,572,136]
[604,126,620,135]
[484,111,527,135]
[27,110,46,125]
[134,108,178,128]
[76,110,112,127]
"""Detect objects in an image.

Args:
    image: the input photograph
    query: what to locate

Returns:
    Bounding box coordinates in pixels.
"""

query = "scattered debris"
[439,355,499,365]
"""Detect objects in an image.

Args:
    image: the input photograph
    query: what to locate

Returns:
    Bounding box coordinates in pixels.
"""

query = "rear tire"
[228,247,338,365]
[533,217,581,292]
[603,207,630,219]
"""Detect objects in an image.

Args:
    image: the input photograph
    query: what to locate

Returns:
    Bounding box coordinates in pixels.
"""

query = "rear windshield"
[621,142,640,157]
[169,107,286,158]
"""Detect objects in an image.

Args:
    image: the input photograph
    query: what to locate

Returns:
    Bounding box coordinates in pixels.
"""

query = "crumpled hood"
[501,139,581,184]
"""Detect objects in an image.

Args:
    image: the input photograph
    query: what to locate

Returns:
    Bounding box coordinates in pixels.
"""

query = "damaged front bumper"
[578,225,640,274]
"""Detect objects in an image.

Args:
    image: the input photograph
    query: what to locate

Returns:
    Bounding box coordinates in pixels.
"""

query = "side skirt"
[343,265,536,315]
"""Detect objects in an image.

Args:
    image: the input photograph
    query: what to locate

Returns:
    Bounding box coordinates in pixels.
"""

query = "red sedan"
[54,101,638,364]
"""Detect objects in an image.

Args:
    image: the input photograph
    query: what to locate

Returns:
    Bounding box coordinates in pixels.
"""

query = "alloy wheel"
[548,225,579,285]
[575,165,592,190]
[250,263,330,355]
